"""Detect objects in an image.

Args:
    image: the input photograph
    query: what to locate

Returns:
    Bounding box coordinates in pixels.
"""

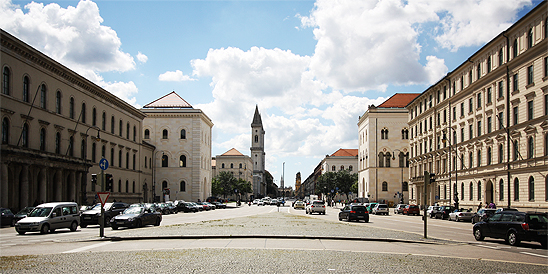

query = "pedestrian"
[331,199,334,207]
[477,202,482,211]
[488,202,495,209]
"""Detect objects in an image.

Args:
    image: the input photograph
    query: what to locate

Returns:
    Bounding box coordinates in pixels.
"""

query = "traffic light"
[105,173,113,192]
[91,174,97,185]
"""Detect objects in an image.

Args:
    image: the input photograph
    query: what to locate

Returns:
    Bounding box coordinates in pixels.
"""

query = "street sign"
[97,192,110,207]
[99,158,109,171]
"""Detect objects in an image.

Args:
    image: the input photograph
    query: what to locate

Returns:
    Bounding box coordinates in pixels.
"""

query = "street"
[0,203,546,273]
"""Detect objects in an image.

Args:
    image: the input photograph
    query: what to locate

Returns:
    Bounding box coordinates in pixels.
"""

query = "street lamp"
[442,129,459,210]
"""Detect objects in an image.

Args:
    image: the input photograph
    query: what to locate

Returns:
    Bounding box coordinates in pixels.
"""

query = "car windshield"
[123,207,144,214]
[352,206,366,211]
[1,208,12,214]
[29,207,52,217]
[378,205,387,208]
[313,201,324,205]
[16,207,33,215]
[527,214,548,224]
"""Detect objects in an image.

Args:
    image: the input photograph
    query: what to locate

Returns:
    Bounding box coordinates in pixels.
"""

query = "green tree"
[211,177,223,197]
[336,169,358,200]
[316,172,337,199]
[216,171,237,198]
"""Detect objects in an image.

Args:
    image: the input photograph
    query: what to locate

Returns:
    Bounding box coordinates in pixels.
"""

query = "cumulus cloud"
[158,70,196,82]
[0,0,139,106]
[136,52,148,63]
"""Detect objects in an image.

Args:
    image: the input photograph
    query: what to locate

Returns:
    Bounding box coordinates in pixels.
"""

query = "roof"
[330,149,358,157]
[251,105,263,127]
[222,148,244,156]
[377,93,420,108]
[143,91,193,108]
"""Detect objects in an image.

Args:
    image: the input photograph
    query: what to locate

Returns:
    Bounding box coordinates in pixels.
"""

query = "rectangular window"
[545,94,548,116]
[469,124,473,140]
[437,113,440,126]
[453,107,456,120]
[469,98,473,113]
[544,56,548,78]
[453,81,456,96]
[477,92,481,107]
[477,120,482,137]
[469,70,473,85]
[487,56,491,73]
[513,106,518,125]
[498,81,504,98]
[487,116,492,133]
[527,100,533,120]
[443,109,447,123]
[513,73,518,92]
[443,86,447,100]
[487,87,492,103]
[461,128,464,142]
[460,103,464,117]
[527,65,534,85]
[498,112,504,130]
[460,76,464,91]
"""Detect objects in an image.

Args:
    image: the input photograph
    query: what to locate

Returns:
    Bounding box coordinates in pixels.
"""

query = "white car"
[253,199,260,205]
[306,200,326,215]
[448,210,475,222]
[427,206,440,218]
[257,200,265,206]
[372,204,389,215]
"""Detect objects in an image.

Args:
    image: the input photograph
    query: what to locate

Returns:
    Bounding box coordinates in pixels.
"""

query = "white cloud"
[136,52,148,63]
[0,0,140,106]
[158,70,196,82]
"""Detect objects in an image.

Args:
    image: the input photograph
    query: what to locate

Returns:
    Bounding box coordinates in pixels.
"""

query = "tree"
[211,177,223,197]
[336,169,358,200]
[216,171,237,198]
[316,172,337,199]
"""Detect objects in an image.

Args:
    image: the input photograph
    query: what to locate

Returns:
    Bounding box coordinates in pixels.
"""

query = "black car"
[14,206,35,223]
[434,206,455,219]
[212,202,226,209]
[177,202,198,213]
[473,210,547,247]
[0,208,15,227]
[110,206,162,229]
[471,208,497,224]
[80,202,129,228]
[339,205,369,222]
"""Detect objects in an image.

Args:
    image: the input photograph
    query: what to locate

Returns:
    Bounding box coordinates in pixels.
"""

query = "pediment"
[524,125,537,134]
[495,134,506,142]
[540,119,548,130]
[510,130,521,138]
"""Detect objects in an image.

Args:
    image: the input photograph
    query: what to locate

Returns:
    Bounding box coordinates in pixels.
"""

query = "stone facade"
[142,92,213,202]
[251,106,266,197]
[212,148,253,188]
[1,30,154,211]
[407,2,548,212]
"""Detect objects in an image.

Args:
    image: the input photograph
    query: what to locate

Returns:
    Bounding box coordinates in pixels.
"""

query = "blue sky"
[1,0,541,188]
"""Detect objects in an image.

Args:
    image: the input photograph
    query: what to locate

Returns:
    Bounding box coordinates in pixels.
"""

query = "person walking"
[477,202,482,212]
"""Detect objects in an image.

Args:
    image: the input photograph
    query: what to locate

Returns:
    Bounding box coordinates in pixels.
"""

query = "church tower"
[251,105,265,197]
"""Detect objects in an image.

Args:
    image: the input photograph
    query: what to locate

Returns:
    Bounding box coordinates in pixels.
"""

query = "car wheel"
[339,216,342,221]
[17,230,25,235]
[541,241,547,248]
[40,224,49,234]
[111,225,118,230]
[136,219,142,228]
[474,228,484,241]
[70,221,78,232]
[80,223,88,228]
[154,217,161,226]
[507,231,520,246]
[11,219,15,227]
[364,218,369,223]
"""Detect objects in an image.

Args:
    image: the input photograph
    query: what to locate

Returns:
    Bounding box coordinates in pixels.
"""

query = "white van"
[15,202,80,234]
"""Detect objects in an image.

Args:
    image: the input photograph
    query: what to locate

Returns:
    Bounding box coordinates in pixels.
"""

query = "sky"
[1,0,541,189]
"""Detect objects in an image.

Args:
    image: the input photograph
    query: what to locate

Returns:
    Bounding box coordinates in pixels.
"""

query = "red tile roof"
[377,93,420,108]
[331,148,358,157]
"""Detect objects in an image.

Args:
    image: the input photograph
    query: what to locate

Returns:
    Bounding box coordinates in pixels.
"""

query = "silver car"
[372,204,389,215]
[15,202,80,234]
[306,200,326,215]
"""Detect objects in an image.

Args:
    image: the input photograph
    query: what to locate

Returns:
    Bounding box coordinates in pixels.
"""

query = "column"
[1,163,8,208]
[20,165,29,208]
[39,168,47,204]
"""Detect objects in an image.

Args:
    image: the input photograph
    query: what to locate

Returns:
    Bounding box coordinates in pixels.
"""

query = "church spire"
[251,105,263,127]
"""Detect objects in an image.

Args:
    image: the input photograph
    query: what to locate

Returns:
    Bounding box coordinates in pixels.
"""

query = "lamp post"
[442,129,459,210]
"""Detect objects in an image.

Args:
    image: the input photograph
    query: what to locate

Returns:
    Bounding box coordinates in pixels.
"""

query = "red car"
[403,205,420,216]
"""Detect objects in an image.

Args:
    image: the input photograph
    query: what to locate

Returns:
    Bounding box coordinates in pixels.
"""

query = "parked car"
[165,202,178,213]
[366,203,378,213]
[212,202,226,209]
[257,200,265,206]
[434,206,455,219]
[293,201,305,210]
[204,202,216,210]
[0,208,15,227]
[13,206,35,223]
[306,200,326,215]
[15,202,80,234]
[427,206,440,218]
[270,199,279,206]
[394,204,407,214]
[110,206,162,229]
[339,205,369,222]
[473,210,547,247]
[403,205,420,215]
[471,208,497,224]
[177,202,196,213]
[448,209,475,222]
[80,202,129,228]
[372,204,389,215]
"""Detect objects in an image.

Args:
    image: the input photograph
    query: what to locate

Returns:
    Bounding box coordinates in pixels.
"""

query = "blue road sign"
[99,158,109,171]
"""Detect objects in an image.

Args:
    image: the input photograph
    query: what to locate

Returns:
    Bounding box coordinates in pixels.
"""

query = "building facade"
[1,30,154,211]
[407,2,547,212]
[212,148,253,185]
[251,106,266,197]
[141,92,213,202]
[357,94,419,205]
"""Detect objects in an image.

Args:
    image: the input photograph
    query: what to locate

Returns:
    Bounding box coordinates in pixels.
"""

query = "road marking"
[62,241,112,253]
[520,252,548,258]
[476,244,499,249]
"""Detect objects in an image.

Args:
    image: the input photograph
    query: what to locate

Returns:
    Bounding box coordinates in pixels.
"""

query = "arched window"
[144,129,150,139]
[382,181,388,191]
[230,163,234,169]
[514,178,519,201]
[126,180,129,193]
[119,120,123,137]
[180,181,186,192]
[23,76,29,102]
[111,116,115,134]
[221,163,226,168]
[92,142,96,162]
[461,183,465,200]
[348,165,353,171]
[126,122,130,139]
[92,108,97,126]
[39,128,46,151]
[55,91,62,114]
[381,128,389,139]
[385,152,391,167]
[477,182,482,200]
[69,97,75,119]
[528,176,534,201]
[331,166,336,171]
[126,152,129,169]
[133,126,136,141]
[469,182,473,201]
[101,145,106,159]
[398,152,404,167]
[39,84,47,109]
[22,123,29,148]
[254,135,258,143]
[378,152,384,167]
[180,129,186,139]
[2,67,10,95]
[68,136,74,156]
[239,163,242,168]
[2,117,9,144]
[55,132,61,154]
[499,179,504,201]
[401,129,408,139]
[162,155,168,167]
[162,181,168,189]
[118,149,122,167]
[402,182,408,192]
[528,137,534,159]
[102,112,106,131]
[179,155,186,167]
[162,129,168,139]
[133,154,136,170]
[81,103,86,123]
